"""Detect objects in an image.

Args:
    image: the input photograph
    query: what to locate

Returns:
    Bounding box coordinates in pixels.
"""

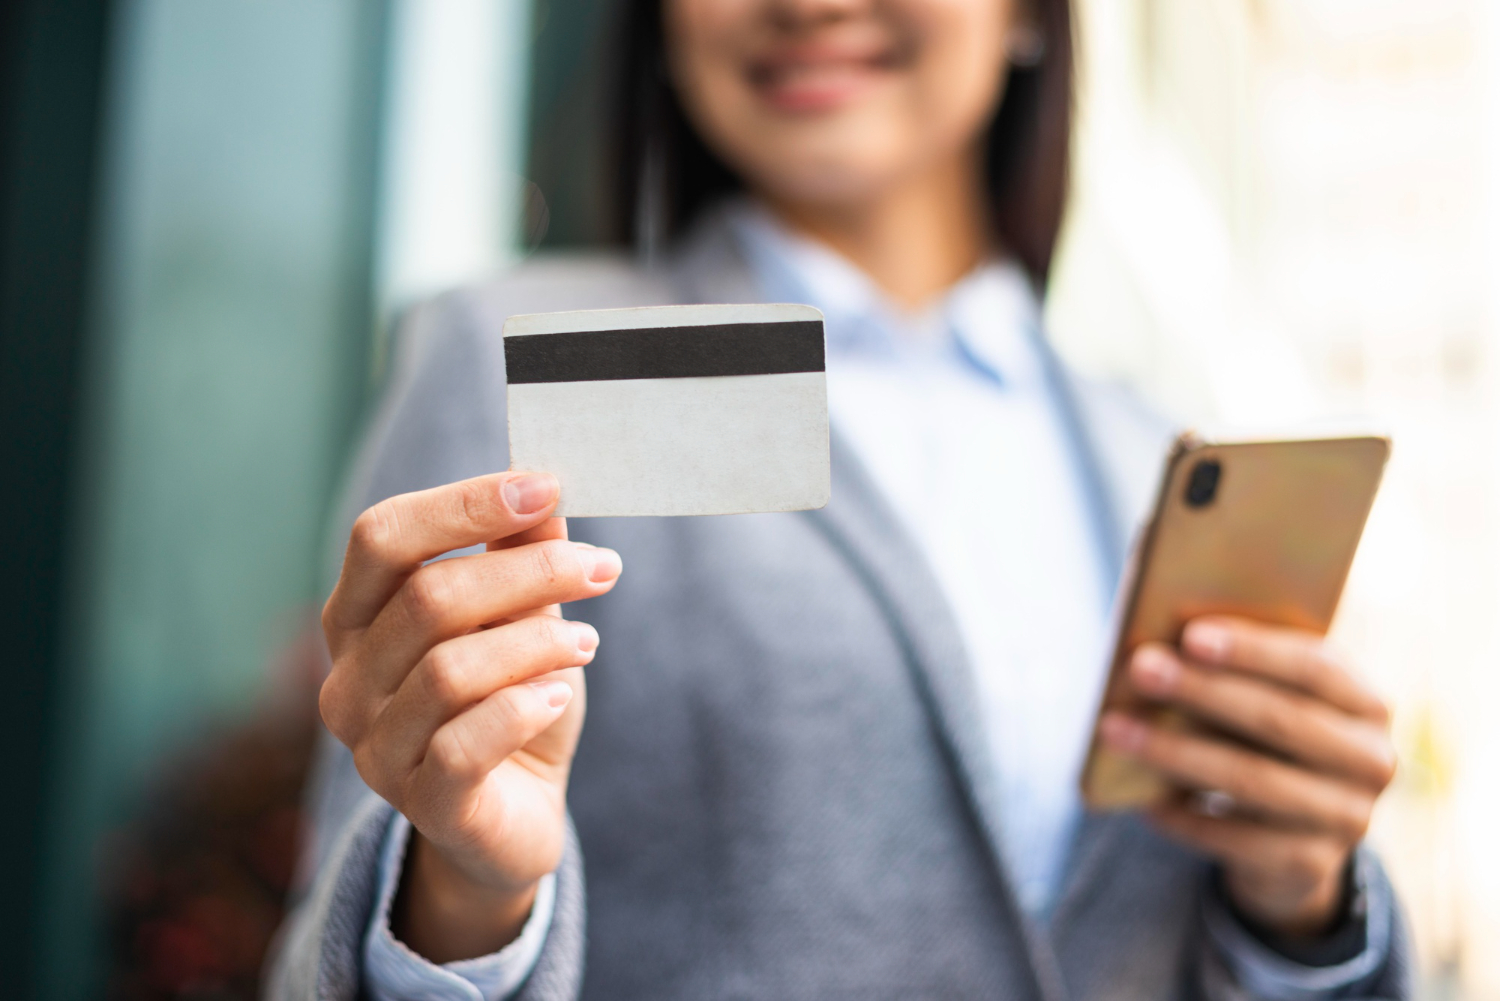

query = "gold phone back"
[1080,434,1390,810]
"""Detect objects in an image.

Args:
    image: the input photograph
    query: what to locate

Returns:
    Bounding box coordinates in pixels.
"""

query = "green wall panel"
[42,1,387,995]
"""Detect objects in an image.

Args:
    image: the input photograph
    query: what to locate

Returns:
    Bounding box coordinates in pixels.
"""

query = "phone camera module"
[1185,459,1221,508]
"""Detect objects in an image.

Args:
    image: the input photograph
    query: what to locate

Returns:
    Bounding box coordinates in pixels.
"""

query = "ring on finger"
[1193,789,1237,819]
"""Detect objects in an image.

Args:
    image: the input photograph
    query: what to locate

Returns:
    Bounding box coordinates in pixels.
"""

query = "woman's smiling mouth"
[747,37,907,113]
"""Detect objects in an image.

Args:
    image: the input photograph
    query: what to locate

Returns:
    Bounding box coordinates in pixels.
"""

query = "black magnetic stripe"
[504,320,825,384]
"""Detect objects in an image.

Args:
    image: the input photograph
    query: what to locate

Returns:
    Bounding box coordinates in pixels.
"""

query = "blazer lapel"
[805,433,1083,1001]
[807,429,1010,871]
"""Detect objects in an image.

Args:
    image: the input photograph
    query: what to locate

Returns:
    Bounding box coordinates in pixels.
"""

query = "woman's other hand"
[1097,616,1396,938]
[318,471,622,962]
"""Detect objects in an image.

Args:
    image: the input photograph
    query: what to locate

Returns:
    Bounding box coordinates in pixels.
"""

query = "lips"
[747,39,902,113]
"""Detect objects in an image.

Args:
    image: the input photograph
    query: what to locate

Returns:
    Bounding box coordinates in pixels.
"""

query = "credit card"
[503,303,830,517]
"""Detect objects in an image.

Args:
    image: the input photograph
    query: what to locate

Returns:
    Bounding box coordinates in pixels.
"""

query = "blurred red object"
[103,618,325,1000]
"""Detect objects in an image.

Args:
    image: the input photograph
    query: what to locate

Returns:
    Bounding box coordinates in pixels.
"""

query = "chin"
[759,167,899,208]
[736,135,918,208]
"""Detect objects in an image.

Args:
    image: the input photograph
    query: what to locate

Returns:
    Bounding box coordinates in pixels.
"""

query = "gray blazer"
[267,218,1413,1000]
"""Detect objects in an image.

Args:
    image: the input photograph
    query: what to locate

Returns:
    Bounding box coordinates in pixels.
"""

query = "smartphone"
[1079,432,1391,811]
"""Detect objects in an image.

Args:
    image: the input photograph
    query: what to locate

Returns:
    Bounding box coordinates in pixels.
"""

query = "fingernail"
[571,621,599,654]
[574,543,622,583]
[1132,645,1180,693]
[1183,620,1231,663]
[531,679,573,709]
[1100,713,1148,754]
[503,473,558,515]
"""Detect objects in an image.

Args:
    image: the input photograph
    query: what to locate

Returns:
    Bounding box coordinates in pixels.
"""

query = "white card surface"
[503,303,830,517]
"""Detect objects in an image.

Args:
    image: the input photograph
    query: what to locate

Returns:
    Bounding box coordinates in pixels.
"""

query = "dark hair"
[608,0,1075,289]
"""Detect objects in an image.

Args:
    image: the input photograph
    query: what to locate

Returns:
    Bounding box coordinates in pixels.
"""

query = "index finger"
[328,471,560,630]
[1180,616,1389,723]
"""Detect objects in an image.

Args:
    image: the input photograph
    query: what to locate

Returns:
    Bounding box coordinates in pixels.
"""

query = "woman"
[270,0,1409,996]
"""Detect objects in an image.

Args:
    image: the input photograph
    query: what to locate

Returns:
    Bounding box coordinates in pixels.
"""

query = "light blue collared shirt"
[363,814,555,1001]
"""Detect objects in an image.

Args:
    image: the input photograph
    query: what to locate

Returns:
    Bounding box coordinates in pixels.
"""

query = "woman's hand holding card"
[318,472,621,962]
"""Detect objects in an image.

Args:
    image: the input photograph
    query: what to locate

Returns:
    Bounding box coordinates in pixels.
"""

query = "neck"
[760,151,990,310]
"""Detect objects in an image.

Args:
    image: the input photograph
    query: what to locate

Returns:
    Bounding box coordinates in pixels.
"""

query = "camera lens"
[1184,459,1221,508]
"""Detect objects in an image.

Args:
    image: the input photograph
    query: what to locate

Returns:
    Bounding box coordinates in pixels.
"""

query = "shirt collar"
[723,198,1046,387]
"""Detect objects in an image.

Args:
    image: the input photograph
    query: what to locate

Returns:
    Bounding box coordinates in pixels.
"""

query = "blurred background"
[0,0,1495,997]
